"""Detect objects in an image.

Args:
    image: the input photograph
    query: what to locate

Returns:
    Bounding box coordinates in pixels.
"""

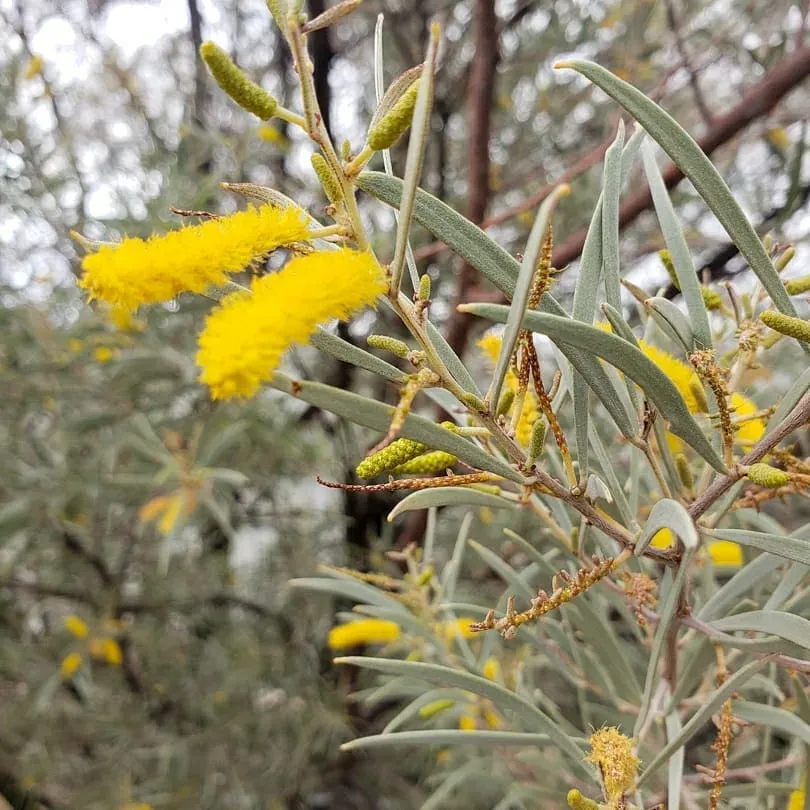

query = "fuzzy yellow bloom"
[69,338,84,353]
[638,341,702,412]
[139,491,195,535]
[108,304,145,332]
[103,638,123,665]
[482,657,500,681]
[64,615,89,639]
[94,346,115,363]
[708,540,744,567]
[458,714,477,732]
[789,790,805,810]
[476,331,540,446]
[586,727,639,808]
[258,124,287,147]
[24,55,44,80]
[79,205,310,311]
[60,652,83,679]
[439,617,478,642]
[197,248,386,400]
[328,619,401,650]
[731,392,765,445]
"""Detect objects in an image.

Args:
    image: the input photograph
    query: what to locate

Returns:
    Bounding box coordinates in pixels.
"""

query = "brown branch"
[689,393,810,520]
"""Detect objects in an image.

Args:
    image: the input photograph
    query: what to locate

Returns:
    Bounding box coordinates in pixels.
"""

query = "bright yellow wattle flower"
[476,331,540,446]
[79,205,310,311]
[197,248,386,400]
[439,616,479,642]
[789,790,805,810]
[327,618,401,650]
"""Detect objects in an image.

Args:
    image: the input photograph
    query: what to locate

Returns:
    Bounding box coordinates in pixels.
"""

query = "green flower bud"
[418,274,431,301]
[201,42,278,120]
[356,438,428,479]
[566,790,600,810]
[496,388,515,417]
[785,274,810,296]
[700,285,723,310]
[367,80,420,151]
[675,453,694,491]
[746,462,790,489]
[310,153,343,204]
[775,245,796,273]
[460,392,486,412]
[761,310,810,345]
[418,698,455,719]
[659,249,678,290]
[688,377,709,413]
[393,451,457,475]
[527,418,546,466]
[367,334,410,359]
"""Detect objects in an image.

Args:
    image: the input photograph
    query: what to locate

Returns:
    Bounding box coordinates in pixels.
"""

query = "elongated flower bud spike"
[527,418,546,466]
[201,41,278,120]
[356,437,428,479]
[701,285,723,310]
[418,274,431,301]
[746,462,790,488]
[659,249,679,290]
[496,388,515,417]
[393,451,457,475]
[675,453,694,491]
[785,274,810,296]
[367,334,410,359]
[761,310,810,345]
[367,80,420,151]
[775,245,795,273]
[310,153,343,204]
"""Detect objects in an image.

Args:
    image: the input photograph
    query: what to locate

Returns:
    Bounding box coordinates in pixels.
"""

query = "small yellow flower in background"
[68,338,84,352]
[108,304,145,332]
[637,341,702,412]
[139,490,198,535]
[79,205,310,311]
[60,652,83,679]
[476,331,540,446]
[731,392,765,445]
[24,54,44,80]
[650,529,674,549]
[418,699,455,719]
[328,618,401,650]
[483,708,502,729]
[585,727,639,808]
[90,637,123,666]
[767,127,790,150]
[94,346,116,363]
[258,124,288,148]
[482,657,500,681]
[197,248,386,400]
[64,615,89,639]
[708,540,744,568]
[439,616,478,642]
[788,790,805,810]
[458,714,477,732]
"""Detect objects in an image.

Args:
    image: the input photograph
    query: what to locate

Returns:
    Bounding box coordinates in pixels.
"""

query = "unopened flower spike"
[775,245,795,272]
[356,437,428,479]
[761,310,810,344]
[367,334,410,359]
[392,451,457,475]
[79,205,311,310]
[197,248,386,399]
[201,42,278,120]
[367,80,420,151]
[746,462,790,488]
[311,152,344,205]
[785,274,810,296]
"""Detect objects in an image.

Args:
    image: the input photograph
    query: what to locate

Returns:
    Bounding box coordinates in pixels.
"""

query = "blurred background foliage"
[2,0,810,807]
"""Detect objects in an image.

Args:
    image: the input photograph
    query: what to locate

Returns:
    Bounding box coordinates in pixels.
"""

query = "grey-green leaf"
[733,700,810,745]
[341,729,551,751]
[705,528,810,566]
[388,488,515,521]
[635,498,698,555]
[711,610,810,651]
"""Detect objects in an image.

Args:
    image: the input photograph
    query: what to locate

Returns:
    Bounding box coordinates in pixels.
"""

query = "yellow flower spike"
[60,652,83,679]
[418,699,456,719]
[566,790,600,810]
[707,540,743,568]
[458,714,477,732]
[80,205,310,311]
[102,638,123,666]
[392,450,457,475]
[327,619,401,650]
[310,152,343,204]
[356,437,428,479]
[761,310,810,344]
[197,248,386,400]
[64,615,89,639]
[746,462,790,488]
[200,42,278,120]
[586,727,639,808]
[788,790,805,810]
[94,346,115,363]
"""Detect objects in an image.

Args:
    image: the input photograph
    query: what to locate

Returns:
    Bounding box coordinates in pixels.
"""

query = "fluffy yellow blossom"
[586,727,639,808]
[94,346,116,363]
[708,540,744,567]
[64,615,89,639]
[789,790,805,810]
[69,338,84,352]
[731,392,765,445]
[482,657,500,681]
[107,304,145,332]
[476,331,540,446]
[79,205,310,311]
[439,617,478,642]
[328,619,401,650]
[60,652,83,679]
[197,248,386,400]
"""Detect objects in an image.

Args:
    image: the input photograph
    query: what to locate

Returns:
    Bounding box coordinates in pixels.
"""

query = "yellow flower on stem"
[197,248,386,400]
[788,790,805,810]
[586,727,639,808]
[439,616,479,642]
[328,618,401,650]
[139,490,198,535]
[79,205,310,311]
[60,652,83,679]
[64,615,89,639]
[94,346,116,363]
[458,714,477,732]
[707,540,744,568]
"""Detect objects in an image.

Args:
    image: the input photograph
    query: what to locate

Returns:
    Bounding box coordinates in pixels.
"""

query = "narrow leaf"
[733,700,810,745]
[388,488,515,521]
[711,610,810,651]
[705,528,810,566]
[311,328,406,383]
[341,729,551,751]
[634,498,698,555]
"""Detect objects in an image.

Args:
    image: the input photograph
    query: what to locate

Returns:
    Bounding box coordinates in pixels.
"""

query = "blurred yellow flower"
[328,618,401,650]
[64,615,89,639]
[458,714,477,732]
[708,540,743,568]
[139,491,197,535]
[789,790,805,810]
[439,617,478,642]
[418,699,455,719]
[650,529,674,549]
[483,708,502,729]
[258,124,288,147]
[80,205,310,310]
[68,338,84,352]
[60,652,82,679]
[24,55,43,80]
[482,657,500,681]
[731,392,765,445]
[94,346,116,363]
[638,341,702,412]
[767,127,790,150]
[108,304,145,332]
[198,248,386,400]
